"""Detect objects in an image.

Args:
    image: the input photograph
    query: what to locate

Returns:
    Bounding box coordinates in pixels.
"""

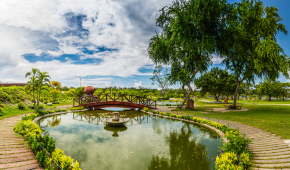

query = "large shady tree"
[194,67,236,101]
[220,0,290,105]
[148,0,230,109]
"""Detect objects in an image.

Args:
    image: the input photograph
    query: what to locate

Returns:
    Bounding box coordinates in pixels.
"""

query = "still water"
[37,109,221,170]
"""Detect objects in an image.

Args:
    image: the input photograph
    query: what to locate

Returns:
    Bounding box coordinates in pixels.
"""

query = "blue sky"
[0,0,289,89]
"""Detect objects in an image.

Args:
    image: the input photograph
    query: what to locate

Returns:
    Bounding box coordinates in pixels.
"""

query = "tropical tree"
[36,71,50,106]
[148,0,230,109]
[25,68,39,106]
[281,82,290,100]
[49,81,61,90]
[49,81,61,102]
[194,67,236,101]
[150,65,170,99]
[219,0,290,105]
[50,90,59,102]
[259,78,281,101]
[61,86,69,91]
[239,82,253,100]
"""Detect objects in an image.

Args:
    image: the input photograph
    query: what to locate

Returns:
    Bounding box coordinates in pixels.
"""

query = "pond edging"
[141,110,229,143]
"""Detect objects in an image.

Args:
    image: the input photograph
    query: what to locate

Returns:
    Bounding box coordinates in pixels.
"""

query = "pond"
[37,109,222,170]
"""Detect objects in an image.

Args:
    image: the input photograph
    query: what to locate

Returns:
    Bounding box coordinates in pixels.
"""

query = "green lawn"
[0,106,34,120]
[0,100,74,120]
[172,100,290,139]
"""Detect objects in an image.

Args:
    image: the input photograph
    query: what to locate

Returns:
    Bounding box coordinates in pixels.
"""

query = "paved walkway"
[157,107,290,170]
[0,114,43,170]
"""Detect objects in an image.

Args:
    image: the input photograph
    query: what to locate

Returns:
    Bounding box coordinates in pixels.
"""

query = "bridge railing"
[73,93,156,108]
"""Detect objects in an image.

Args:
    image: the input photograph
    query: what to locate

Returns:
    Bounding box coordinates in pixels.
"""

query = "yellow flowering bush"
[14,120,42,139]
[215,152,250,170]
[52,148,79,170]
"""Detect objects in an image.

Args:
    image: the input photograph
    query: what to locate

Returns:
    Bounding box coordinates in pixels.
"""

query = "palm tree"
[25,68,39,106]
[36,71,51,106]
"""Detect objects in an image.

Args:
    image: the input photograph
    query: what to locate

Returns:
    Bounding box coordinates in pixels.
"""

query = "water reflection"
[37,111,221,170]
[104,125,127,137]
[148,124,210,170]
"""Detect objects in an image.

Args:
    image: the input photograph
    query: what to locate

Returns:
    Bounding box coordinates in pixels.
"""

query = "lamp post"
[111,82,114,97]
[75,75,88,87]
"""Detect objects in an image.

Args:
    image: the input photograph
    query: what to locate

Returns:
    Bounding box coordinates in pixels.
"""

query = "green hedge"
[14,113,81,170]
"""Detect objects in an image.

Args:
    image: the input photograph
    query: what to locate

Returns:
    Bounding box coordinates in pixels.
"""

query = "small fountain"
[104,112,128,126]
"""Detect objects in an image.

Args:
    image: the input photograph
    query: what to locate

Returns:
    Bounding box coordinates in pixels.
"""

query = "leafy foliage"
[18,102,25,110]
[194,67,236,101]
[151,65,170,98]
[0,86,32,103]
[14,113,82,170]
[148,0,230,108]
[220,0,290,105]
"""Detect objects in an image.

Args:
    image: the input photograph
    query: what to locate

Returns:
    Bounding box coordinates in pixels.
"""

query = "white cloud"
[0,0,170,86]
[211,54,223,64]
[133,81,146,88]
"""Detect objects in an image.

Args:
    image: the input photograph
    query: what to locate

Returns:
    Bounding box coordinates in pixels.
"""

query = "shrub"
[215,152,251,170]
[71,106,84,110]
[222,130,250,155]
[73,161,81,170]
[22,113,38,121]
[52,148,76,170]
[143,107,150,112]
[14,120,42,139]
[0,107,3,116]
[18,102,25,110]
[16,99,21,103]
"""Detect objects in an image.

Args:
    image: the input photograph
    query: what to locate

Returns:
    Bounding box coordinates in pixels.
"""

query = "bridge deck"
[74,93,156,109]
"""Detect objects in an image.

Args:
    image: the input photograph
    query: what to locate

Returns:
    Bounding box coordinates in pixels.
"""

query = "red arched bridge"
[73,93,156,110]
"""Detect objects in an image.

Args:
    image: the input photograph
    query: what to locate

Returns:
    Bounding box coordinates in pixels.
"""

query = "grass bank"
[172,100,290,139]
[0,100,74,120]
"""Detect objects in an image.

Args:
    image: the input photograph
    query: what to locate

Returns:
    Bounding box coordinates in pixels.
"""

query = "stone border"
[141,110,228,143]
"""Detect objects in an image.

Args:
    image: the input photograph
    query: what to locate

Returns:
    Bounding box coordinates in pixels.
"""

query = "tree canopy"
[219,0,290,105]
[148,0,230,108]
[194,67,236,101]
[150,65,170,99]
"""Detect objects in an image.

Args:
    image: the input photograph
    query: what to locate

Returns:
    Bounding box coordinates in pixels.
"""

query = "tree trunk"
[233,81,241,106]
[283,95,284,101]
[215,94,220,101]
[268,95,271,101]
[246,95,247,100]
[33,86,35,106]
[37,90,40,106]
[179,84,192,109]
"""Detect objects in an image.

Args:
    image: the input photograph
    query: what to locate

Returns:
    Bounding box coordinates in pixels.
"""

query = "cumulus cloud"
[133,81,146,88]
[0,0,172,86]
[211,54,223,65]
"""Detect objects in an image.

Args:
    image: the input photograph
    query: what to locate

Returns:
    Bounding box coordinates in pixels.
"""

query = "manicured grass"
[0,105,34,120]
[43,100,73,110]
[0,100,74,120]
[172,100,290,139]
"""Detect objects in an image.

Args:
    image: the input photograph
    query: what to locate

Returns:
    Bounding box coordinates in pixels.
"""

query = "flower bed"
[143,107,252,170]
[14,112,82,170]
